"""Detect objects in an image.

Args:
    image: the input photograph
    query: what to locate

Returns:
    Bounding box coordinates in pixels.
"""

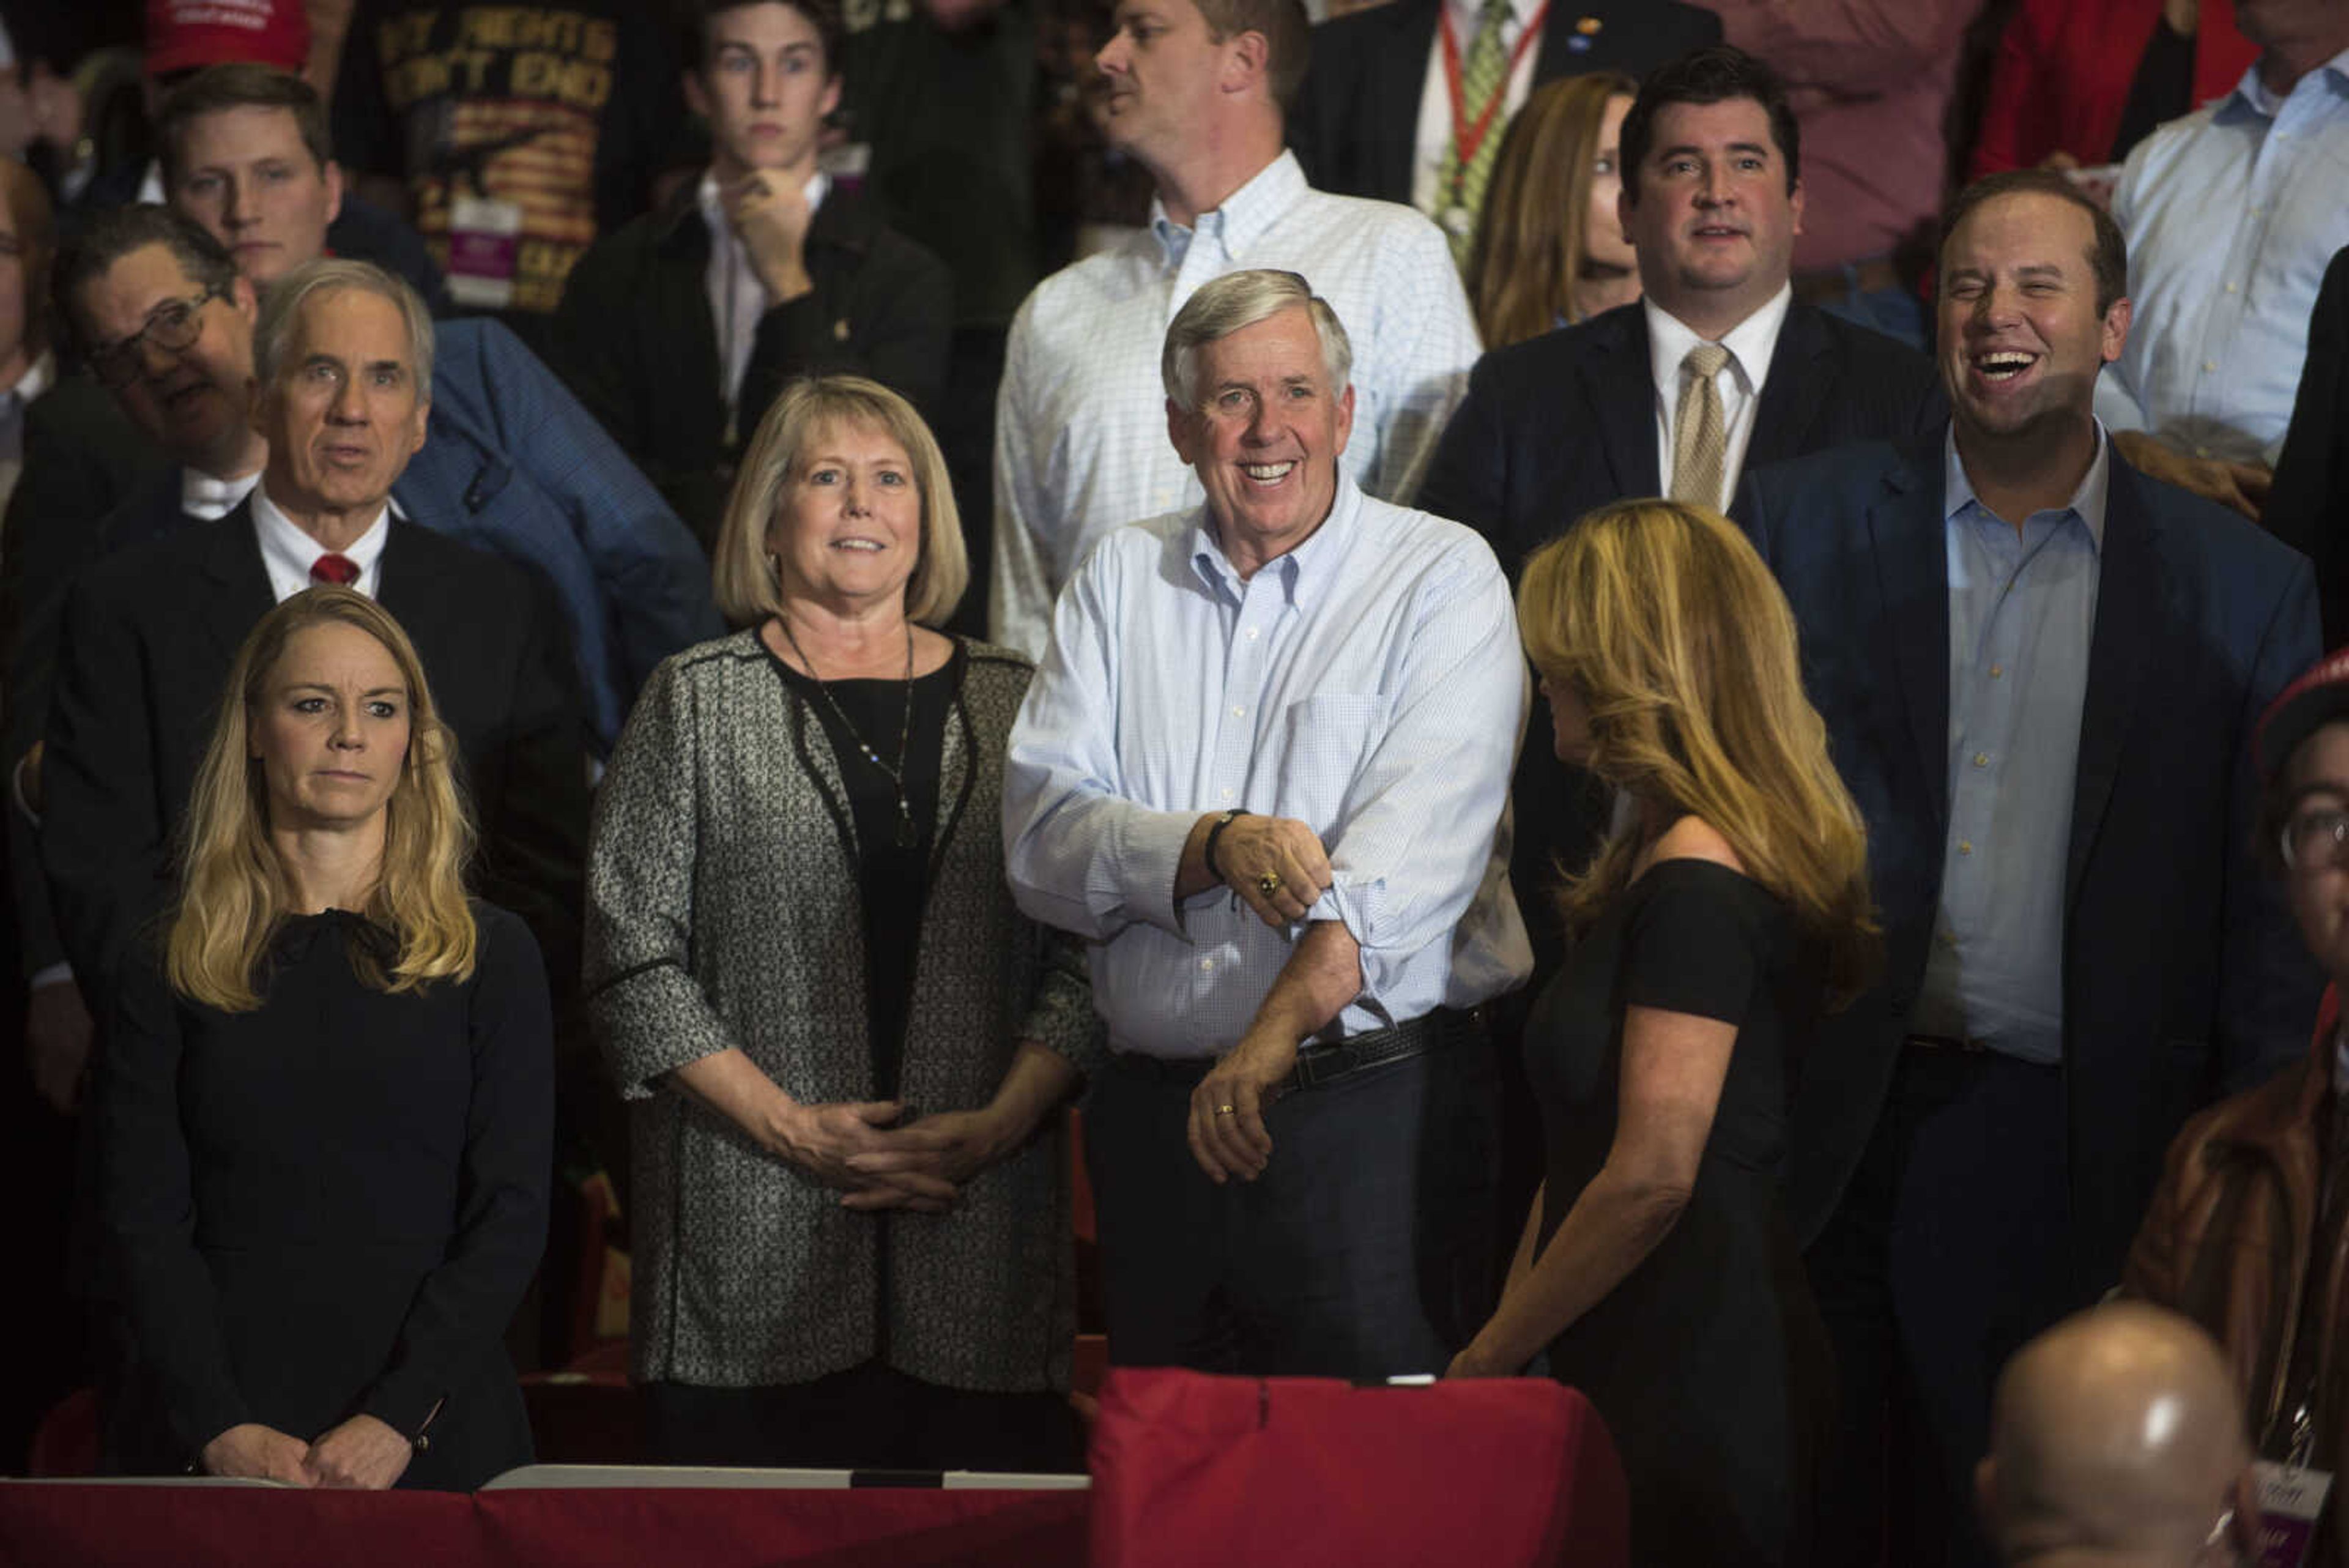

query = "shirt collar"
[9,349,52,405]
[252,480,393,585]
[2225,43,2349,119]
[1942,420,2112,549]
[1443,0,1542,31]
[1149,150,1308,267]
[1186,465,1364,614]
[182,464,261,521]
[1643,283,1794,398]
[696,166,830,232]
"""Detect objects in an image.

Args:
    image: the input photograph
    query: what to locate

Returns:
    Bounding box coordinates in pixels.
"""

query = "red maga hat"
[147,0,309,76]
[2257,648,2349,785]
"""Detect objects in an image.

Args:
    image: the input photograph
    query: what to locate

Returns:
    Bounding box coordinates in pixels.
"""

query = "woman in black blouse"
[1447,501,1877,1565]
[99,587,551,1490]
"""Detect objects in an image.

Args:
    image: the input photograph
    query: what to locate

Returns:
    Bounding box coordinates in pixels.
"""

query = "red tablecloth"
[0,1481,1091,1567]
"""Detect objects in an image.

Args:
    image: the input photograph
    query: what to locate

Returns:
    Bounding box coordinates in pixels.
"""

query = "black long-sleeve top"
[98,904,552,1488]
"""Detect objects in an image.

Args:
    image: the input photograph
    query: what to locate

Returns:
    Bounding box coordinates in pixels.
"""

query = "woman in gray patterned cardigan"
[586,376,1097,1471]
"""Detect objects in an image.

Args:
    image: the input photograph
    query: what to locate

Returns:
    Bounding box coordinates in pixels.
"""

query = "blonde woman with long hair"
[1466,70,1641,349]
[98,588,551,1492]
[1447,500,1874,1566]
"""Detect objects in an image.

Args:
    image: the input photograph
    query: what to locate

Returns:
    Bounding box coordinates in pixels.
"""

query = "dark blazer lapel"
[196,499,278,663]
[654,196,725,433]
[1866,445,1952,828]
[2066,456,2156,908]
[1371,0,1441,202]
[1584,309,1661,498]
[1747,302,1834,469]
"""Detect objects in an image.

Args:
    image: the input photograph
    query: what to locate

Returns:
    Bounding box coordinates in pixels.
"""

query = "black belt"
[1903,1031,1990,1055]
[1112,1006,1484,1094]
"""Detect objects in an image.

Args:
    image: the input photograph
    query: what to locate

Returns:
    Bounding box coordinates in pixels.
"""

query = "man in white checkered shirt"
[1003,270,1527,1378]
[987,0,1480,660]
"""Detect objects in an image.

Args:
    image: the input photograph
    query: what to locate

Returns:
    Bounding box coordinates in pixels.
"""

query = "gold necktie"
[1670,343,1732,507]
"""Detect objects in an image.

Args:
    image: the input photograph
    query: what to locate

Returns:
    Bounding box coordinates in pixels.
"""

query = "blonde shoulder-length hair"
[710,374,970,628]
[1468,70,1638,350]
[1517,500,1879,999]
[166,587,478,1011]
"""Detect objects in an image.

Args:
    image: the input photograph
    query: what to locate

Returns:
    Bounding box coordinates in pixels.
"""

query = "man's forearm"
[1242,920,1364,1047]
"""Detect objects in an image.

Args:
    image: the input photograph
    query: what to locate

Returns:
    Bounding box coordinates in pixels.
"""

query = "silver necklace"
[777,615,921,849]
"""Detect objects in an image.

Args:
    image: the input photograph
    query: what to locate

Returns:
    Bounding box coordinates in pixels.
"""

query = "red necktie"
[310,553,360,587]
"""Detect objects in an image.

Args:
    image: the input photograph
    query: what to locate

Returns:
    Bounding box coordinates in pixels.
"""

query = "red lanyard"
[1438,0,1551,185]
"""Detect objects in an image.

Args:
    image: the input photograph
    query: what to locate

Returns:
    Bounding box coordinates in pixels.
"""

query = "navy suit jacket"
[1738,434,2322,1293]
[1422,299,1946,576]
[1288,0,1720,207]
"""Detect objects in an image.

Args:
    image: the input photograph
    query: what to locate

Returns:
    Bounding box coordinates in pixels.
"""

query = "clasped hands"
[201,1414,414,1489]
[770,1098,1014,1213]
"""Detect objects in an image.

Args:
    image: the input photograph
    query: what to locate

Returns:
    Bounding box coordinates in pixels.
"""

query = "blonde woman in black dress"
[1448,500,1876,1566]
[100,587,550,1489]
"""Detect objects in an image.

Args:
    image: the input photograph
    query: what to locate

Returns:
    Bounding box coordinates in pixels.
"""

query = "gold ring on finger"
[1257,872,1282,897]
[1215,1104,1237,1117]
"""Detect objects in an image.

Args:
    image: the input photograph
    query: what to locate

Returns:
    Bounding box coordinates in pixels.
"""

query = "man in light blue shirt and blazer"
[1004,269,1531,1380]
[1736,169,2321,1568]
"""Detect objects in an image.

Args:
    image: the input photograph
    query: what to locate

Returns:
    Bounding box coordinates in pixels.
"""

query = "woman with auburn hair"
[97,587,551,1491]
[1448,500,1873,1565]
[1466,71,1641,349]
[588,374,1094,1471]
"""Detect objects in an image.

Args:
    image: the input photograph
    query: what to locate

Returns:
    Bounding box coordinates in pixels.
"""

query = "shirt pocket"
[1270,692,1392,839]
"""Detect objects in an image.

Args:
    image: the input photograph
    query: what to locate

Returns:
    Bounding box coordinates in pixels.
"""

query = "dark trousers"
[1808,1046,2077,1568]
[1086,1036,1499,1380]
[642,1364,1083,1473]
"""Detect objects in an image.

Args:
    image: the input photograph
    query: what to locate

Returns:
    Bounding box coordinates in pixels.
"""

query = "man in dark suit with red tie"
[40,258,587,1014]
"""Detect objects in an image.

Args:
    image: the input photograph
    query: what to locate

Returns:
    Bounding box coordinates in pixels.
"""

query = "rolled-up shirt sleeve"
[1309,540,1526,997]
[1004,550,1200,943]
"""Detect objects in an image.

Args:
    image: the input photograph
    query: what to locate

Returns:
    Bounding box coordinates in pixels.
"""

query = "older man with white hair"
[1004,267,1529,1380]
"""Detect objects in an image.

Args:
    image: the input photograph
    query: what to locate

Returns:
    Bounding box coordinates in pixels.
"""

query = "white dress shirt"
[697,168,829,423]
[182,466,261,521]
[252,483,390,603]
[2101,48,2349,464]
[991,150,1482,660]
[1646,284,1792,513]
[1003,472,1531,1058]
[1408,0,1546,218]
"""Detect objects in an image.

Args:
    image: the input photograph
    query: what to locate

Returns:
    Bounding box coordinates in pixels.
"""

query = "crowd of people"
[2,0,2348,1564]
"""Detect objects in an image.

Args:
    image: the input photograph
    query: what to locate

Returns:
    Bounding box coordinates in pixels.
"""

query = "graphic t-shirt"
[333,0,685,317]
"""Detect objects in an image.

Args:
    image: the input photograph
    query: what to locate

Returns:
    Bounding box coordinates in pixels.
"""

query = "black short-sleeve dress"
[1525,856,1833,1566]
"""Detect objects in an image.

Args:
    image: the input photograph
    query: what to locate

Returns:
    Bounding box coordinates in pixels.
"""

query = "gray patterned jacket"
[587,630,1097,1391]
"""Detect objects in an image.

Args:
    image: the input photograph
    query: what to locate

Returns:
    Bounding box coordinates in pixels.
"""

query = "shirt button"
[1973,752,1990,768]
[1958,840,1973,856]
[1989,664,2003,679]
[1245,627,1260,640]
[1230,705,1245,718]
[1221,787,1234,800]
[1199,958,1213,972]
[2224,282,2238,293]
[2203,360,2219,373]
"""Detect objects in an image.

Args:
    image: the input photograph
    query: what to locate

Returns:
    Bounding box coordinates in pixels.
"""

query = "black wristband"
[1203,808,1249,882]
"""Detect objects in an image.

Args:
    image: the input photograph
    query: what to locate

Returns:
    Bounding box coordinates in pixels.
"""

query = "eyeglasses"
[2282,806,2349,872]
[86,284,228,389]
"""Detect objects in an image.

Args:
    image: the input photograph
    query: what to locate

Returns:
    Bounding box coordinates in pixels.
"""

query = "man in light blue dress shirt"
[1004,269,1530,1379]
[1738,170,2320,1567]
[2097,0,2349,521]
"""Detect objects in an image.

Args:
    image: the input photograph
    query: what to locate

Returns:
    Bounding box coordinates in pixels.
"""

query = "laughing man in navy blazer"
[1737,169,2321,1568]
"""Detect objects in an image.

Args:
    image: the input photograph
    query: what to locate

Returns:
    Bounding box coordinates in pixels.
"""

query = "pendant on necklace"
[894,814,921,849]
